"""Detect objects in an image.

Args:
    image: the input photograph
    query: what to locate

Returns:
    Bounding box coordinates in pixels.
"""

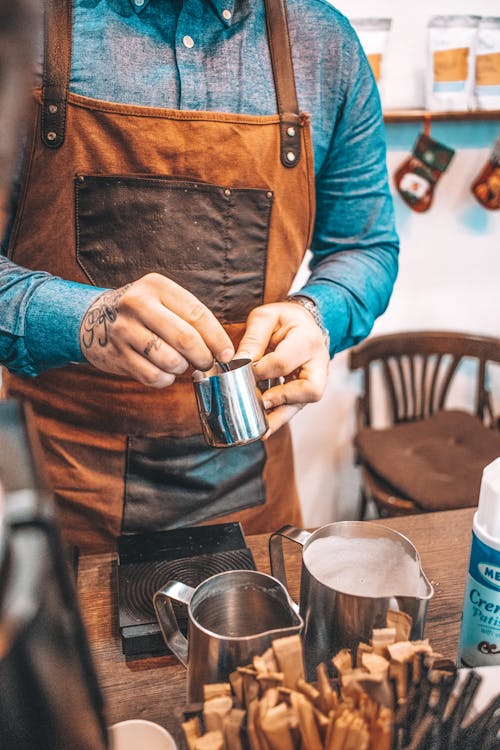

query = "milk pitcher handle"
[153,580,194,667]
[269,525,312,592]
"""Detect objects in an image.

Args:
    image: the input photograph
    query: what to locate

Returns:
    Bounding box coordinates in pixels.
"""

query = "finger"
[143,334,161,358]
[235,309,278,361]
[108,345,177,388]
[140,304,223,371]
[154,277,234,363]
[261,371,326,410]
[131,358,177,388]
[251,334,317,381]
[134,333,189,376]
[263,403,305,436]
[252,314,329,380]
[252,349,301,381]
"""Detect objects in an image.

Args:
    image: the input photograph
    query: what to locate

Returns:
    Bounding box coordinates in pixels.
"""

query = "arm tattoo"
[81,285,131,350]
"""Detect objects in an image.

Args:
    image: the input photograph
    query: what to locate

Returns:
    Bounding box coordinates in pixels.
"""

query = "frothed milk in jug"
[303,535,429,598]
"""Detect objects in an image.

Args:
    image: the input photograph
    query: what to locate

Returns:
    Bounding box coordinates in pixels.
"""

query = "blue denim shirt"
[0,0,399,376]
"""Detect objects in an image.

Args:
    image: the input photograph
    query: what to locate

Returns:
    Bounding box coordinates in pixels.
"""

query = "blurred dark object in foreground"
[0,399,108,749]
[0,0,38,236]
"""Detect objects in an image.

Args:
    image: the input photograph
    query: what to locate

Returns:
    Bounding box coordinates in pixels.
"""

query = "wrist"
[285,294,330,350]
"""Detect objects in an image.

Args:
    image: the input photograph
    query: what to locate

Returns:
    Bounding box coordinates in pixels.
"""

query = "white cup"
[108,719,177,750]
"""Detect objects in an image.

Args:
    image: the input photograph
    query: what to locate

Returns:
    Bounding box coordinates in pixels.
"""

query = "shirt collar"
[128,0,236,24]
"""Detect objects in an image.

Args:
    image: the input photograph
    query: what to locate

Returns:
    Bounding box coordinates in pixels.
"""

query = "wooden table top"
[77,506,476,747]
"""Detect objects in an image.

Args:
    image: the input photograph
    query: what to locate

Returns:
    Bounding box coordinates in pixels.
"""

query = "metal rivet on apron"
[47,131,57,142]
[285,151,296,163]
[48,104,58,115]
[287,126,296,137]
[266,191,273,199]
[224,188,231,197]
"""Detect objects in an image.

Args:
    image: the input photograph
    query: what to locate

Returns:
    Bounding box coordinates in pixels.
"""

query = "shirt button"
[134,0,144,6]
[183,35,195,49]
[222,9,232,20]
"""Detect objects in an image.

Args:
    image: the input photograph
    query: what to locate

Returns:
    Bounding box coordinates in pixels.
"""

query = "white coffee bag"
[426,15,479,111]
[475,17,500,110]
[351,18,392,104]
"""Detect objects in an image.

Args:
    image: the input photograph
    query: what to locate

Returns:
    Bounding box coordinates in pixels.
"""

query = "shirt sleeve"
[0,256,106,376]
[297,32,399,357]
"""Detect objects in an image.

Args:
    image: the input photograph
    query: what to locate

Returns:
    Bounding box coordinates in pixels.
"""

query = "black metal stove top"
[116,523,256,657]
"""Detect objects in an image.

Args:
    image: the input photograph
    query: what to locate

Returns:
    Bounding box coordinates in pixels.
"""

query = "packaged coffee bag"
[351,18,392,103]
[475,17,500,110]
[426,15,479,111]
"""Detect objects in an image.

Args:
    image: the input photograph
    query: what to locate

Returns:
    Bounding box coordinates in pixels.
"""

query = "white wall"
[292,0,500,527]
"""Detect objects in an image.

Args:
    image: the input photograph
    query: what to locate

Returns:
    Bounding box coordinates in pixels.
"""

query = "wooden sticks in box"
[181,611,500,750]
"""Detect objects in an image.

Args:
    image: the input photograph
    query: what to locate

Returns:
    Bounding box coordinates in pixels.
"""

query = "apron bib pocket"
[75,174,273,322]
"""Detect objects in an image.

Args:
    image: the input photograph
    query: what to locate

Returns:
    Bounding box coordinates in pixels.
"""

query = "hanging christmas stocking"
[471,135,500,211]
[394,132,455,213]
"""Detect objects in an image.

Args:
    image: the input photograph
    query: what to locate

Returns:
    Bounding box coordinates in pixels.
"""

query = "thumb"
[235,336,263,362]
[235,313,276,362]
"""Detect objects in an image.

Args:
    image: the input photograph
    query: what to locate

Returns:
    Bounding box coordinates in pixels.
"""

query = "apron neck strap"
[41,0,72,148]
[264,0,302,167]
[41,0,302,165]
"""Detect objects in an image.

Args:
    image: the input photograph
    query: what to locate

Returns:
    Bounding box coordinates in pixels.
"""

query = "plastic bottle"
[458,457,500,667]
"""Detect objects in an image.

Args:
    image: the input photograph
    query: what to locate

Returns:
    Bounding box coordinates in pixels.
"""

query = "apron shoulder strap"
[41,0,303,166]
[41,0,72,148]
[264,0,302,168]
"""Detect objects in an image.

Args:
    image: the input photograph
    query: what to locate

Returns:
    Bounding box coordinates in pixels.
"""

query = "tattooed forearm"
[81,285,131,350]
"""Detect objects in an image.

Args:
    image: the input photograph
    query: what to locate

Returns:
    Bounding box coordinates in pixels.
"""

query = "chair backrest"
[349,330,500,428]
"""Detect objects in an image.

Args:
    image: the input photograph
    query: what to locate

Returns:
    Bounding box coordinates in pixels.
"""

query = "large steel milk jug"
[269,520,434,679]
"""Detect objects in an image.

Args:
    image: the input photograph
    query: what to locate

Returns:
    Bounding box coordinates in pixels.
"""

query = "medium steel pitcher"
[192,358,268,447]
[269,521,434,680]
[153,569,303,702]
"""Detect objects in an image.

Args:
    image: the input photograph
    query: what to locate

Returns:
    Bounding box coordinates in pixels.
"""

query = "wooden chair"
[348,330,500,518]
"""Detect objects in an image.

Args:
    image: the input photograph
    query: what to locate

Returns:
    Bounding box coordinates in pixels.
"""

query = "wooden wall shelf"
[383,109,500,123]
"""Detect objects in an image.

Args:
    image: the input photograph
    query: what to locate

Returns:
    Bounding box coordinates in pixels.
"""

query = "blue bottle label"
[458,531,500,667]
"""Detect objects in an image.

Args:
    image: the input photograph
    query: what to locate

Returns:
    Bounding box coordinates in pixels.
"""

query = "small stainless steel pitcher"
[269,521,434,680]
[192,358,268,447]
[153,569,303,702]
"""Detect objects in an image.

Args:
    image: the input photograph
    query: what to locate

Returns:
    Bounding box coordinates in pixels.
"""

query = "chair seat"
[354,410,500,511]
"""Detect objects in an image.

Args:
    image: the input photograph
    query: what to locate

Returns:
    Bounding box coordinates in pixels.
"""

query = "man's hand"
[80,273,234,387]
[236,301,331,436]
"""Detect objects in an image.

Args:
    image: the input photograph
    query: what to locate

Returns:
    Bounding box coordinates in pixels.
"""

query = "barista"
[0,0,399,551]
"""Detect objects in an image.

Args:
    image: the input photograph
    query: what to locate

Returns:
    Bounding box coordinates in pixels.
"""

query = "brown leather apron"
[4,0,316,551]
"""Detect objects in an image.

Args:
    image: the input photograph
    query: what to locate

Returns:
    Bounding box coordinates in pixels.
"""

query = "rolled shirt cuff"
[25,277,108,371]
